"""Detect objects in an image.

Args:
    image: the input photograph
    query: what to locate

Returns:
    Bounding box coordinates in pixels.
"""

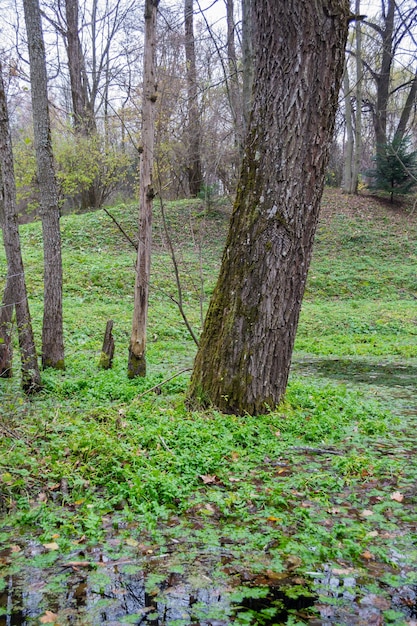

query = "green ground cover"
[0,189,416,624]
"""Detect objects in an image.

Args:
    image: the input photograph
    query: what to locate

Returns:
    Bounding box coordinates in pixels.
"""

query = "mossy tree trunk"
[0,60,42,392]
[128,0,159,378]
[188,0,349,415]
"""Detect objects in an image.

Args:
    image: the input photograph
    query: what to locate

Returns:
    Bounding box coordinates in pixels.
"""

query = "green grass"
[1,190,417,624]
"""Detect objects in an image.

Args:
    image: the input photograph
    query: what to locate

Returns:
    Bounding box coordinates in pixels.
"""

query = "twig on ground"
[136,368,192,399]
[290,446,343,455]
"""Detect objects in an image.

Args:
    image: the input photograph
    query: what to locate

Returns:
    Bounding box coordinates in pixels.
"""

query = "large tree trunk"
[188,0,349,415]
[127,0,159,378]
[374,0,394,155]
[23,0,65,370]
[0,60,42,392]
[184,0,202,197]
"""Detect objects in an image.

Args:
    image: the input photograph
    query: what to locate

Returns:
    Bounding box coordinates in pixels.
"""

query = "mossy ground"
[0,190,416,624]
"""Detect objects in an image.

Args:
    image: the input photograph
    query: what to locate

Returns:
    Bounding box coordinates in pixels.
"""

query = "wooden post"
[99,320,115,369]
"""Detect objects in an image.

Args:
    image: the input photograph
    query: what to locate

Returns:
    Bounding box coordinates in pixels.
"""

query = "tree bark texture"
[352,0,362,194]
[374,0,394,155]
[342,67,354,193]
[188,0,349,415]
[226,0,244,153]
[0,61,42,391]
[241,0,253,133]
[23,0,65,370]
[0,275,14,378]
[184,0,202,197]
[64,0,96,135]
[128,0,159,378]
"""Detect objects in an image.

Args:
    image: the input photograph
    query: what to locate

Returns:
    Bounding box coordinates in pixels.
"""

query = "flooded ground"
[1,356,417,625]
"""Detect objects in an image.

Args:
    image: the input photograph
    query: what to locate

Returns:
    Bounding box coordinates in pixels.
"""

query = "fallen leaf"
[10,544,21,553]
[274,431,281,437]
[361,550,374,560]
[199,474,219,484]
[267,516,281,522]
[231,451,239,461]
[40,611,59,623]
[201,503,216,515]
[367,530,379,537]
[327,507,341,514]
[65,561,92,569]
[390,491,404,502]
[360,509,374,517]
[43,542,59,551]
[332,567,357,575]
[229,476,239,482]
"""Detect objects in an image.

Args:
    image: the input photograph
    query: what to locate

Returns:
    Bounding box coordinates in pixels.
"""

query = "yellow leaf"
[362,550,373,560]
[1,472,13,485]
[43,542,59,551]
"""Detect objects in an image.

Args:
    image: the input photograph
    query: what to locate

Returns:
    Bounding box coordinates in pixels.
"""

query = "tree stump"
[98,320,115,369]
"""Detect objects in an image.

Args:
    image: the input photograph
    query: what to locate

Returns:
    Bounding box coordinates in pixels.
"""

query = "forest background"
[1,0,417,624]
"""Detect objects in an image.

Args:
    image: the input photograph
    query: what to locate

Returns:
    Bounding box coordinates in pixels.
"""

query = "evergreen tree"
[367,137,417,202]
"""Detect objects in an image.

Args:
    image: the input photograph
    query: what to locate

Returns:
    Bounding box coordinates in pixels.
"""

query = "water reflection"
[291,356,417,390]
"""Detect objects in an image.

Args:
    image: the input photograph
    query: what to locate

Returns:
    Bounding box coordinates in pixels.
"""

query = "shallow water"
[2,355,417,625]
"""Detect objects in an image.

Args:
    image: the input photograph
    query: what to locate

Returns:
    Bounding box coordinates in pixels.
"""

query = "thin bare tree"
[128,0,159,378]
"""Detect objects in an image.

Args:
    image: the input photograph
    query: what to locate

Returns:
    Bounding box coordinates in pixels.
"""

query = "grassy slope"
[1,189,417,624]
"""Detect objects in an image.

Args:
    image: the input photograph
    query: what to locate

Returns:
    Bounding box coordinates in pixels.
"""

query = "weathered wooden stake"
[99,320,115,369]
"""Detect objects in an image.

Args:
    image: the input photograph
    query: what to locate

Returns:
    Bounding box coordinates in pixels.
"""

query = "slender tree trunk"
[241,0,253,133]
[0,276,13,378]
[393,69,417,145]
[0,169,13,377]
[0,60,42,392]
[184,0,202,197]
[352,0,363,193]
[188,0,349,415]
[23,0,65,370]
[65,0,96,134]
[128,0,159,378]
[64,0,100,210]
[226,0,244,153]
[342,67,354,192]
